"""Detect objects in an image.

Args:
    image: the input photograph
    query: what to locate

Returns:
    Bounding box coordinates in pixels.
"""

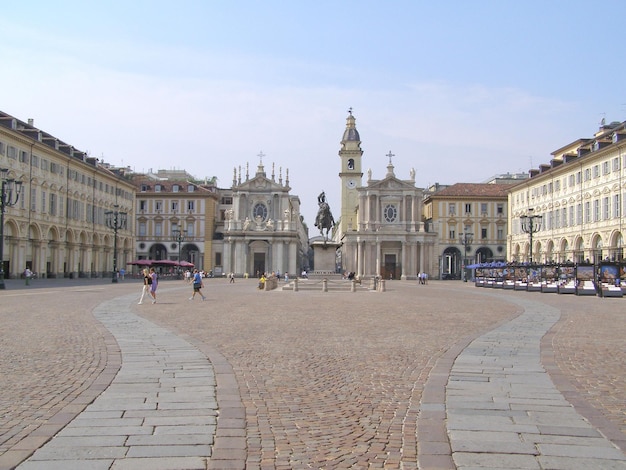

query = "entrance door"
[253,253,266,278]
[382,254,397,280]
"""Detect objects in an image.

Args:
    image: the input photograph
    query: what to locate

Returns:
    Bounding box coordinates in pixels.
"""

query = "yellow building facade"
[0,111,135,279]
[508,120,626,264]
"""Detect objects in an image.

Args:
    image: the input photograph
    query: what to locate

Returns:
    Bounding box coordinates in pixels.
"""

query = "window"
[0,142,4,155]
[139,200,147,212]
[187,224,194,237]
[449,228,456,239]
[561,208,567,227]
[555,210,560,228]
[603,197,609,220]
[569,206,574,227]
[221,196,233,204]
[7,146,17,159]
[187,201,195,212]
[140,184,148,192]
[555,180,560,191]
[569,174,575,187]
[496,204,503,215]
[613,157,620,171]
[593,199,600,222]
[172,184,180,193]
[480,203,488,215]
[448,203,456,215]
[253,202,268,221]
[138,222,146,236]
[20,150,28,163]
[41,191,46,214]
[215,252,222,266]
[603,161,610,175]
[30,188,36,212]
[155,201,163,212]
[155,222,162,237]
[464,203,471,214]
[171,201,179,212]
[592,165,599,178]
[577,204,583,225]
[497,228,504,240]
[576,171,582,184]
[49,193,56,216]
[481,228,487,239]
[347,158,354,170]
[584,168,591,181]
[383,204,397,222]
[187,185,195,192]
[614,194,620,218]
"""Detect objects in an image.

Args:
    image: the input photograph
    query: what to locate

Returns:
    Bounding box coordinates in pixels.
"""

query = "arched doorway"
[475,247,493,263]
[149,243,168,260]
[441,246,461,279]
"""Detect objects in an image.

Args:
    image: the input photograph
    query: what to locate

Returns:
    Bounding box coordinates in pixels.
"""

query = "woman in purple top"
[149,267,158,304]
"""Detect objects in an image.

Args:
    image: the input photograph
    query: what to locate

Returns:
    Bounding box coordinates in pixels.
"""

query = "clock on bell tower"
[338,109,363,236]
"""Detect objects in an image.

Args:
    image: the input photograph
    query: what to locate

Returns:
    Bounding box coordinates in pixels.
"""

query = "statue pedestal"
[310,241,340,273]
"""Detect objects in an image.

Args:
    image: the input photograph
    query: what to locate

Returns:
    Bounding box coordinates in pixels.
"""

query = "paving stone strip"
[446,296,626,469]
[16,294,218,470]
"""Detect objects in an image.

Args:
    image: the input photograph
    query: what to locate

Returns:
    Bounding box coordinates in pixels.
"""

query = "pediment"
[366,176,416,192]
[237,175,285,192]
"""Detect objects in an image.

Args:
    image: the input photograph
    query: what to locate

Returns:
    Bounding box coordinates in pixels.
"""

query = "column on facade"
[235,239,247,276]
[275,239,284,275]
[288,241,297,277]
[401,240,408,280]
[224,237,233,275]
[357,238,363,278]
[375,238,381,277]
[36,240,46,277]
[411,194,419,232]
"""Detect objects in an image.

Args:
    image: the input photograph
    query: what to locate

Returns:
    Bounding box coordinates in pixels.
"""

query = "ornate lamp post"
[520,208,542,263]
[172,227,187,278]
[105,205,127,283]
[0,168,23,290]
[459,229,473,282]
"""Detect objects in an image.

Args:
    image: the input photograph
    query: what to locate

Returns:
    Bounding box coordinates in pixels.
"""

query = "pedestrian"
[189,269,206,300]
[229,272,235,283]
[24,267,32,286]
[149,267,158,304]
[138,268,151,304]
[119,268,125,280]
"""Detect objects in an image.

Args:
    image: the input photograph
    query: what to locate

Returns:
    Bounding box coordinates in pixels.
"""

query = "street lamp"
[172,227,187,278]
[459,229,473,282]
[520,208,542,264]
[0,168,23,290]
[105,205,127,283]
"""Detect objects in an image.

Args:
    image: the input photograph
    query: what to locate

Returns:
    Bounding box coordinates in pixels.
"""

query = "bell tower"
[338,109,363,236]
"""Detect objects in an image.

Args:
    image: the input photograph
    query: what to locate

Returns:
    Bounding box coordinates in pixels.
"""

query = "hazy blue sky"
[1,1,624,226]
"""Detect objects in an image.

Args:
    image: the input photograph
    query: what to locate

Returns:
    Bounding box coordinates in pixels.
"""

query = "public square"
[0,277,624,469]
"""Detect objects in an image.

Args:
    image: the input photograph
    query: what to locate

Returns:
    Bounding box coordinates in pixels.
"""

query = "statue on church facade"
[314,191,335,240]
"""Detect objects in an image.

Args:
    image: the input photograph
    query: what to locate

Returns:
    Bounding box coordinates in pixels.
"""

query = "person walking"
[189,269,206,301]
[138,268,151,304]
[149,267,158,304]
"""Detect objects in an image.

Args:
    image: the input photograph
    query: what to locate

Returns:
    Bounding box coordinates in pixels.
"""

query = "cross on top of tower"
[347,107,353,116]
[257,151,265,164]
[386,150,395,164]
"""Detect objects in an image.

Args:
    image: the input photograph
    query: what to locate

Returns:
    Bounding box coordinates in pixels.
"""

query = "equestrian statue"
[314,191,335,241]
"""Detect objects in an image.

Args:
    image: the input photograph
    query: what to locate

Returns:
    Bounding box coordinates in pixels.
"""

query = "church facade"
[334,112,438,280]
[216,159,309,277]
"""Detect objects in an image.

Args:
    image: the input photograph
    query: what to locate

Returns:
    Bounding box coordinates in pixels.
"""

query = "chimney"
[27,118,34,126]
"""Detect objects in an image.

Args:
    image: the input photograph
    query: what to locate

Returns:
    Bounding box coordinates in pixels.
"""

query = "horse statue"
[314,191,335,240]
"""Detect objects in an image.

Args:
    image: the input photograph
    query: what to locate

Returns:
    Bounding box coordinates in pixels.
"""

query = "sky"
[1,1,625,227]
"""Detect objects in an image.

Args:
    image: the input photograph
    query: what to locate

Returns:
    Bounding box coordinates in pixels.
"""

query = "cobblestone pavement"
[0,278,624,469]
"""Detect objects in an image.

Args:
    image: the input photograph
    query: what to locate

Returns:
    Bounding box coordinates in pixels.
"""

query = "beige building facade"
[133,170,218,273]
[508,120,626,264]
[424,183,509,279]
[0,110,135,279]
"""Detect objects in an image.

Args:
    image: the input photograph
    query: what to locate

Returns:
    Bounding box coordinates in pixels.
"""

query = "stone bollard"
[351,280,356,292]
[379,279,386,292]
[322,278,328,292]
[294,278,299,292]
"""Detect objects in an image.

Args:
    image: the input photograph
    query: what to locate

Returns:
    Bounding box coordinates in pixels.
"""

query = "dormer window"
[172,184,180,193]
[187,185,195,192]
[155,184,162,192]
